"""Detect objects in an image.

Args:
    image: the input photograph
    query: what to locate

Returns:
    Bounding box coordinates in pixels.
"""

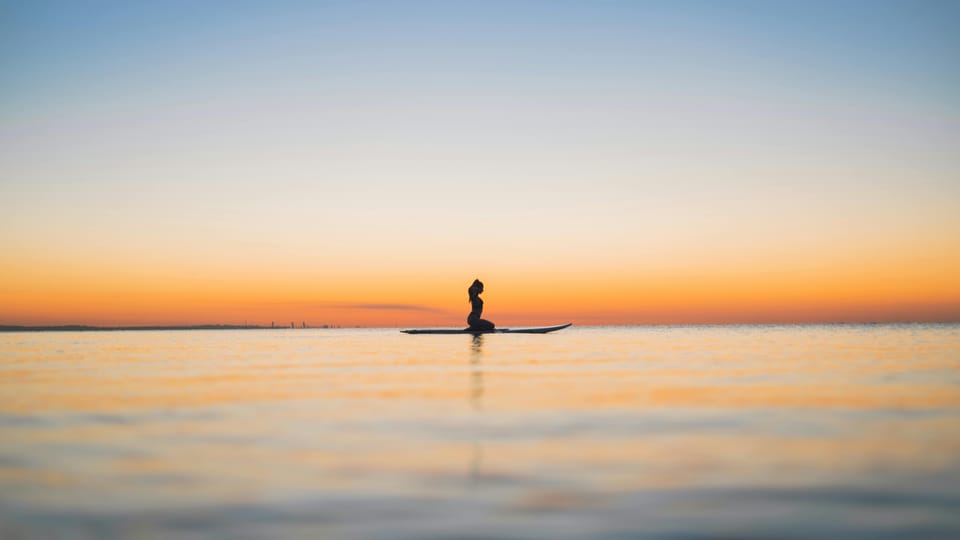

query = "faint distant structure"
[271,321,275,328]
[291,321,295,328]
[301,321,306,329]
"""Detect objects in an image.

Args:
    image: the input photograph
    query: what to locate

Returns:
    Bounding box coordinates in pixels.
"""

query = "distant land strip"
[0,325,320,332]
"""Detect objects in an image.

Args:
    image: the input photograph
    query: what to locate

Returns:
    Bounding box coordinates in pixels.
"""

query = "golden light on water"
[2,326,959,537]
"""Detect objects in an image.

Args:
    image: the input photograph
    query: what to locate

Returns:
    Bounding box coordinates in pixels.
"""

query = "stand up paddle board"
[402,323,571,335]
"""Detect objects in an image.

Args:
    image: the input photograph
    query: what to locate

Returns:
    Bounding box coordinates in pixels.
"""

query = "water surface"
[2,324,959,539]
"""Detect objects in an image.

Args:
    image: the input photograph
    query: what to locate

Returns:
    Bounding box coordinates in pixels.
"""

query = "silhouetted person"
[467,279,495,332]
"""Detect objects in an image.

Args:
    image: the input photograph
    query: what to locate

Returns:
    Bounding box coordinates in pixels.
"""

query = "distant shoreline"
[0,325,330,333]
[1,321,957,333]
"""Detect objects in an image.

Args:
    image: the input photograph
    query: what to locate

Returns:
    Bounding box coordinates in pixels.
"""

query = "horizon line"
[2,320,959,333]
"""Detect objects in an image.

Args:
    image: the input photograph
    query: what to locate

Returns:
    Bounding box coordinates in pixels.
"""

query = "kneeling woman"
[467,279,495,332]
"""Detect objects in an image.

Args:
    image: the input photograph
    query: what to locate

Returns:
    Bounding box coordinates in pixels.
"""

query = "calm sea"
[2,324,959,539]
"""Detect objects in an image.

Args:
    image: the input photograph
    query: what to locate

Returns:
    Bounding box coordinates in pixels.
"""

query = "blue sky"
[4,1,958,114]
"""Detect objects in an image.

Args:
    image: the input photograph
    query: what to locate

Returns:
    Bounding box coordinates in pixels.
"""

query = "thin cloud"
[327,303,450,314]
[239,300,452,314]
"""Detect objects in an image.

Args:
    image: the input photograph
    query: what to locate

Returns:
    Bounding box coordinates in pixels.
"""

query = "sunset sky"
[2,0,959,327]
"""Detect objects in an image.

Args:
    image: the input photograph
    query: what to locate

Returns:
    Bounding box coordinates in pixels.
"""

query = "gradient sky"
[2,0,959,326]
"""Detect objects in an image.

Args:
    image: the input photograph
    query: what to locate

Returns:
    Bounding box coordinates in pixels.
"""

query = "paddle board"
[402,323,571,335]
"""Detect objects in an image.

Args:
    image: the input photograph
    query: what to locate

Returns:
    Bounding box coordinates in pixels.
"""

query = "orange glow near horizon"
[2,234,958,326]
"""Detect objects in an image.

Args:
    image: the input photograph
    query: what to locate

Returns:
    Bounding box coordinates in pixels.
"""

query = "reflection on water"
[469,334,485,486]
[1,324,959,539]
[470,334,484,411]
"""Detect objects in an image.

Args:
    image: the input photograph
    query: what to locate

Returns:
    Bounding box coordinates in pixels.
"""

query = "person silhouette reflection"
[468,334,484,480]
[467,279,495,332]
[470,334,485,410]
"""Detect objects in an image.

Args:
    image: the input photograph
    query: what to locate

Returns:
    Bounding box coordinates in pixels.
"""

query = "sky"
[1,0,959,327]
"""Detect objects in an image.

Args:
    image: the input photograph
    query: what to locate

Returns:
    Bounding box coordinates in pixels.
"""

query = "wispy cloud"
[326,303,449,314]
[241,300,452,314]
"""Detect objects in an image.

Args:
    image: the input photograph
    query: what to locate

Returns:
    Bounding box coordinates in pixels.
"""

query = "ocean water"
[1,324,959,539]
